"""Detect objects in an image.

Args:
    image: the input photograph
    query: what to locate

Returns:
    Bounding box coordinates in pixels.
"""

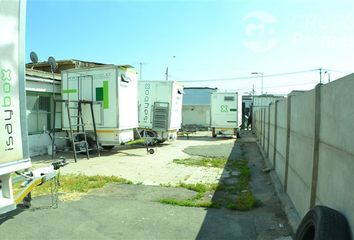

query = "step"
[72,132,85,135]
[75,149,92,153]
[74,141,88,145]
[55,136,71,139]
[71,124,84,127]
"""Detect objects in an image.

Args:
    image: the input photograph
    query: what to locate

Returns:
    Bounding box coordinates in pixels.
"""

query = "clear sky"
[26,0,354,94]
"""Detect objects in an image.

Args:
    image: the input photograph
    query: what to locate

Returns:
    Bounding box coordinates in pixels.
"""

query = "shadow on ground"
[183,130,292,240]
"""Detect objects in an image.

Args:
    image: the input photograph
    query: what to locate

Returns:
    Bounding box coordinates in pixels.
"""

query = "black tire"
[140,130,156,138]
[102,145,114,150]
[157,139,166,144]
[23,193,32,208]
[234,128,240,138]
[295,205,351,240]
[212,128,217,138]
[148,149,155,154]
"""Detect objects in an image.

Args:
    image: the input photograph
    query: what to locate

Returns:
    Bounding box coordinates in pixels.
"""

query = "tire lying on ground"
[295,205,351,240]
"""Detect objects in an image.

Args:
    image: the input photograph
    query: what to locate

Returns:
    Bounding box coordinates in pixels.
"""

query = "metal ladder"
[52,99,100,162]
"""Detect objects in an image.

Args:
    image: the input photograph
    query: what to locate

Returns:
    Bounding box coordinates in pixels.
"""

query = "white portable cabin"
[210,92,242,137]
[138,81,184,141]
[61,65,138,146]
[0,0,31,214]
[182,87,217,129]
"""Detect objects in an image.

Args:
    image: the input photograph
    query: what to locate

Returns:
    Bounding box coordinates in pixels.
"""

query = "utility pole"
[139,62,142,80]
[251,72,264,95]
[319,68,322,84]
[252,84,255,106]
[165,55,176,81]
[165,67,169,81]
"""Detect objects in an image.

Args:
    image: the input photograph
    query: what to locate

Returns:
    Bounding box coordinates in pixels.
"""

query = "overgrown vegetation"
[159,159,261,211]
[159,182,220,208]
[173,157,227,168]
[13,174,132,200]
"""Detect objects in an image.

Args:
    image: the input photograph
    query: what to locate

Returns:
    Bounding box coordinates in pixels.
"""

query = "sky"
[26,0,354,94]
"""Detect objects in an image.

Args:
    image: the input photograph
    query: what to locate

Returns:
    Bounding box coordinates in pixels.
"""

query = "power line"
[213,81,319,93]
[179,69,319,83]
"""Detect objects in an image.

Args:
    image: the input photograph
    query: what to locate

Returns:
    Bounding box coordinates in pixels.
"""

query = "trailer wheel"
[212,128,217,138]
[295,205,351,240]
[23,193,32,208]
[148,149,155,154]
[102,145,114,150]
[234,128,241,138]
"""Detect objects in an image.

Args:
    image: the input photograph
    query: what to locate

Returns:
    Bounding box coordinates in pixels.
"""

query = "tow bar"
[14,157,68,209]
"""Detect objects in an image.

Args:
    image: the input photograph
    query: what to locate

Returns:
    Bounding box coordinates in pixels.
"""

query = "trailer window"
[224,96,235,101]
[27,92,57,134]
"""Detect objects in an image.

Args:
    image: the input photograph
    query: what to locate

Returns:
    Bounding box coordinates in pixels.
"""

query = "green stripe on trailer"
[103,80,109,109]
[230,108,237,112]
[63,89,77,94]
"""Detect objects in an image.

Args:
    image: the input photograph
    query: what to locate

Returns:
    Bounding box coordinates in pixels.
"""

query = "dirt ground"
[1,131,293,240]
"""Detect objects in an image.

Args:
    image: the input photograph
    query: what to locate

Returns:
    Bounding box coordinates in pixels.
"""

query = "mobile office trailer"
[61,65,138,147]
[182,87,217,130]
[138,81,184,142]
[210,92,242,137]
[0,0,31,214]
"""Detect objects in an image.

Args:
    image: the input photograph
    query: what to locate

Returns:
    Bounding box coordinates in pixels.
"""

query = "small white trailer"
[138,81,183,142]
[61,65,138,149]
[210,92,242,137]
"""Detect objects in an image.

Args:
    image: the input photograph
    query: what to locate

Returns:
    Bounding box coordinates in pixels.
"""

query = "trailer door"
[211,93,238,128]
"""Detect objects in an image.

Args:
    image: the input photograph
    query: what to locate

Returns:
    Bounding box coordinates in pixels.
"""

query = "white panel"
[0,0,25,165]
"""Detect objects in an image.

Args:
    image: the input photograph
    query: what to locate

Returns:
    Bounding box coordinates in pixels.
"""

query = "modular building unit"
[182,87,217,129]
[0,0,31,214]
[252,94,285,111]
[138,81,183,141]
[61,65,138,146]
[210,92,242,137]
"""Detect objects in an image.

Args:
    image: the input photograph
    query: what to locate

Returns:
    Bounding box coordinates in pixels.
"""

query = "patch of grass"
[159,198,214,208]
[158,182,220,208]
[127,139,146,145]
[159,159,261,211]
[228,159,251,192]
[13,174,132,198]
[173,157,227,168]
[225,191,262,211]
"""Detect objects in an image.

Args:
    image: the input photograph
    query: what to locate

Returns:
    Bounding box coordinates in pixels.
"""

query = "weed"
[173,157,227,168]
[13,174,132,198]
[159,159,261,211]
[159,198,214,208]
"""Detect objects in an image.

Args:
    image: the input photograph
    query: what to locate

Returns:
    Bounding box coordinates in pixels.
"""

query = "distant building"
[252,94,285,111]
[182,87,217,129]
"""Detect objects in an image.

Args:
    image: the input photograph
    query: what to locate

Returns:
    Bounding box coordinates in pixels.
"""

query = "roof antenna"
[30,51,38,69]
[48,56,58,98]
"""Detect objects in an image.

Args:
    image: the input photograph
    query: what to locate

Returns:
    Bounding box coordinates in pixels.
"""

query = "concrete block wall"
[287,90,315,217]
[253,73,354,235]
[315,75,354,234]
[274,99,287,186]
[268,103,276,166]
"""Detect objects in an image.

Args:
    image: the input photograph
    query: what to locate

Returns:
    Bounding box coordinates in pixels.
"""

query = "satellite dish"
[30,51,38,64]
[48,56,58,73]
